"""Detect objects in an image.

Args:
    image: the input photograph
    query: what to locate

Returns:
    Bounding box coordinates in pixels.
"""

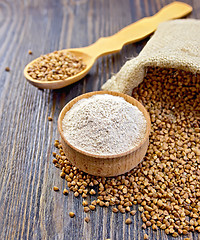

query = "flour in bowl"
[62,94,147,155]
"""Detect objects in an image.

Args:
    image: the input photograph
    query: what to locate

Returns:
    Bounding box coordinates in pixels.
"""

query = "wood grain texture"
[0,0,199,239]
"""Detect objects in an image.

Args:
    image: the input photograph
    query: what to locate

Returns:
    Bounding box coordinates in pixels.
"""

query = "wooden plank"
[0,0,199,239]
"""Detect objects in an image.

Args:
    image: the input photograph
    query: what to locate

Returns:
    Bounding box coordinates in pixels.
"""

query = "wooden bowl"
[58,91,151,177]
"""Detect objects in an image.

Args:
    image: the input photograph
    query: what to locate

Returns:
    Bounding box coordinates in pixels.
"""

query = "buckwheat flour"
[62,94,147,155]
[101,19,200,95]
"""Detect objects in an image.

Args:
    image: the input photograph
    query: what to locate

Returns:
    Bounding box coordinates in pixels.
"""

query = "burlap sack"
[101,19,200,95]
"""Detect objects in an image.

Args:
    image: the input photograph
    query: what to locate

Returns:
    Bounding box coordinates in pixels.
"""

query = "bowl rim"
[58,91,151,159]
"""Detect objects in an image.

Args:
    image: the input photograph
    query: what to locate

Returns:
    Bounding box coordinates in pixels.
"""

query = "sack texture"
[101,19,200,95]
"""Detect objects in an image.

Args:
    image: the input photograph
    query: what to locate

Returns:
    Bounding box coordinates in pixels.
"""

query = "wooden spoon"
[24,1,192,89]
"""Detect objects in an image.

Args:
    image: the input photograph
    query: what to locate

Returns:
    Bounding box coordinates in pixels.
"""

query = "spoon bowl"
[24,50,94,89]
[24,2,192,89]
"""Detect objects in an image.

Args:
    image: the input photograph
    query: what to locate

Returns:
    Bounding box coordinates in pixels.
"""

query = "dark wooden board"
[0,0,199,239]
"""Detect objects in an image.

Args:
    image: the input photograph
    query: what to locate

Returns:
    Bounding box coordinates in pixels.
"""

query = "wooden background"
[0,0,199,239]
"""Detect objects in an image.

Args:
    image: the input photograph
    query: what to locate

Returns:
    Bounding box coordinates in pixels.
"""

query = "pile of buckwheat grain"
[27,51,86,81]
[53,67,200,238]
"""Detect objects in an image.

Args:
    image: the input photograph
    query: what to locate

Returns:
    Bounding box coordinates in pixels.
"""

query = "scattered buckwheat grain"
[63,189,69,195]
[84,207,90,213]
[69,212,75,218]
[82,200,88,206]
[84,217,90,223]
[144,234,149,240]
[130,210,137,216]
[53,186,59,191]
[125,218,132,224]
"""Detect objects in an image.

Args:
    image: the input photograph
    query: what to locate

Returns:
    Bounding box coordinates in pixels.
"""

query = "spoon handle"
[82,2,192,59]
